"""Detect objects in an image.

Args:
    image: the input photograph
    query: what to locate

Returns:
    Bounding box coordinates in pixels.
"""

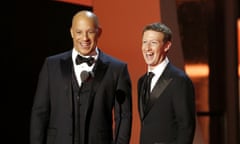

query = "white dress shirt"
[72,48,99,86]
[148,57,169,91]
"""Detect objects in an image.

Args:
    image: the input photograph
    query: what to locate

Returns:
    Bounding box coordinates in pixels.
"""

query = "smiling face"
[70,11,102,56]
[142,30,171,69]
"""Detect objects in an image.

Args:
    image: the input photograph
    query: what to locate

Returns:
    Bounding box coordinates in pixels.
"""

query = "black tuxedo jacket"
[30,49,132,144]
[138,63,196,144]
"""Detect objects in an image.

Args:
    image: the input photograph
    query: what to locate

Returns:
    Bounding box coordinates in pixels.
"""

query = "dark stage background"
[14,1,92,143]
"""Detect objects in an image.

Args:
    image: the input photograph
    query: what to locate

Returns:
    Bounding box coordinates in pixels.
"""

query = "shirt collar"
[72,47,99,65]
[148,57,169,76]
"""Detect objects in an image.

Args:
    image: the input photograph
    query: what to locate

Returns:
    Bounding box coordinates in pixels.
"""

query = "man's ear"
[70,27,73,38]
[164,41,172,52]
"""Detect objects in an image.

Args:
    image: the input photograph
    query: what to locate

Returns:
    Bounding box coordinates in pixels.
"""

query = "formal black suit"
[138,63,196,144]
[30,49,132,144]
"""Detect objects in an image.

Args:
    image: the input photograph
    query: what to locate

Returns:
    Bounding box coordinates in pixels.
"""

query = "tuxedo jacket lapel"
[60,51,74,113]
[143,65,173,118]
[139,74,148,120]
[86,56,109,115]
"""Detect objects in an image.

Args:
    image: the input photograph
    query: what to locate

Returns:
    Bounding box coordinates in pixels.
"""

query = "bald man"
[30,10,132,144]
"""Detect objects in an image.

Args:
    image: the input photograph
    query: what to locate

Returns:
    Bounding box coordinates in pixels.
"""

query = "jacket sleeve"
[173,76,196,144]
[30,59,50,144]
[114,63,132,144]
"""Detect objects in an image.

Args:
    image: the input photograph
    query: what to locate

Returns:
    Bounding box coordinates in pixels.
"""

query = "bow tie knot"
[76,55,95,66]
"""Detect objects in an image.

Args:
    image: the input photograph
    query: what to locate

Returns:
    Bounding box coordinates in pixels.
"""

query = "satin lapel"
[60,51,73,113]
[85,55,109,116]
[138,74,147,120]
[143,75,173,117]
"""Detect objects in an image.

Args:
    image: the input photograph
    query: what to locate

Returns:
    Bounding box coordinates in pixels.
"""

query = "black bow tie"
[75,55,95,66]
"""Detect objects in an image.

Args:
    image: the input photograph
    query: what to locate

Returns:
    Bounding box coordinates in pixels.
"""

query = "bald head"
[72,10,99,28]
